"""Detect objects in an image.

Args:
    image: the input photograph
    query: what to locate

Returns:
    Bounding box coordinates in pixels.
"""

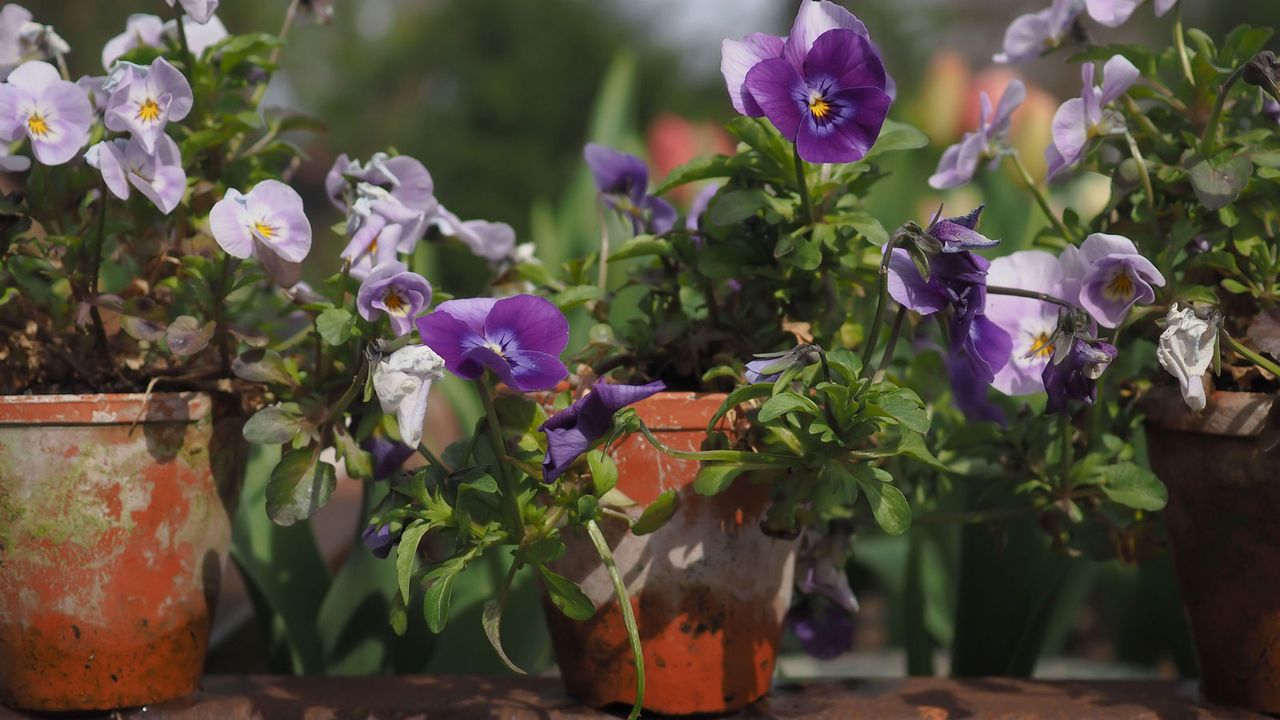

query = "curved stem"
[860,236,900,374]
[1174,5,1195,89]
[987,285,1077,311]
[586,519,644,720]
[1223,332,1280,377]
[477,379,526,543]
[635,421,798,467]
[1122,130,1161,256]
[1009,152,1075,244]
[1199,64,1248,158]
[793,146,814,225]
[873,306,907,383]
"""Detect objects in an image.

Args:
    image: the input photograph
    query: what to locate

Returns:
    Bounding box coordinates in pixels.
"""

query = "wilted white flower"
[372,344,445,448]
[1156,304,1217,412]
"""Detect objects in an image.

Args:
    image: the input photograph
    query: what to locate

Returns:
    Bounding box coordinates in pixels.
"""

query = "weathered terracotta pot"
[544,392,798,715]
[0,392,237,712]
[1145,389,1280,713]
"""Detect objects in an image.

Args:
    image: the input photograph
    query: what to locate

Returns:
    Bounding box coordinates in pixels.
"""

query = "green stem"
[171,2,197,75]
[477,379,526,543]
[793,146,814,225]
[1059,414,1074,496]
[1009,152,1075,244]
[596,205,611,293]
[1122,130,1161,256]
[873,306,907,383]
[1223,332,1280,377]
[1174,4,1195,89]
[636,421,798,467]
[249,0,301,109]
[416,442,448,471]
[1199,64,1248,158]
[987,285,1077,311]
[86,181,113,374]
[860,235,900,374]
[212,254,237,375]
[586,519,644,720]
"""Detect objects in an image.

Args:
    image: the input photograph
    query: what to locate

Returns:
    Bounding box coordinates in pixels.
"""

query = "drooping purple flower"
[415,294,570,392]
[685,182,720,232]
[362,434,416,481]
[539,380,666,482]
[103,58,194,154]
[361,523,399,559]
[993,0,1084,64]
[85,133,186,214]
[1045,55,1139,179]
[164,0,219,25]
[0,61,91,166]
[341,183,427,266]
[738,1,891,164]
[326,152,437,215]
[984,250,1070,396]
[746,358,783,384]
[947,350,1007,425]
[1085,0,1176,27]
[210,180,312,287]
[102,14,165,69]
[1043,335,1118,413]
[433,207,517,264]
[1060,233,1164,329]
[356,261,432,337]
[744,344,820,384]
[786,597,854,660]
[796,530,859,615]
[1264,98,1280,124]
[929,80,1026,189]
[584,143,676,235]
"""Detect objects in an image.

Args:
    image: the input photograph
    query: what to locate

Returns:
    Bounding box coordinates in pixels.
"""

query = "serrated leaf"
[334,428,374,479]
[862,119,929,160]
[396,522,431,603]
[631,488,678,535]
[266,446,337,526]
[757,392,819,423]
[867,388,930,433]
[538,566,595,621]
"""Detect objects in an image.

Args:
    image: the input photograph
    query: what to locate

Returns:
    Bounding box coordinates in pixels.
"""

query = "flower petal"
[417,309,488,380]
[744,57,806,142]
[783,0,868,73]
[86,139,131,201]
[803,29,885,93]
[1100,54,1140,106]
[209,188,253,258]
[721,32,784,116]
[886,247,947,315]
[795,86,891,163]
[484,294,569,358]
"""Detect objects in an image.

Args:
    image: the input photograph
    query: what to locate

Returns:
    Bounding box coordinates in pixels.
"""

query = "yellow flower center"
[26,112,49,137]
[808,91,831,120]
[485,342,505,357]
[1028,332,1055,360]
[136,97,161,123]
[384,290,407,315]
[1103,269,1135,301]
[253,221,276,239]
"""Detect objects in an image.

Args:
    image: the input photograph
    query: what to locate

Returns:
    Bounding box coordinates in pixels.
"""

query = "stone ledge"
[0,675,1263,719]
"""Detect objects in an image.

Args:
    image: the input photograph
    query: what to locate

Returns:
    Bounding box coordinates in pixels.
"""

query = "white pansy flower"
[1156,304,1217,412]
[372,344,445,448]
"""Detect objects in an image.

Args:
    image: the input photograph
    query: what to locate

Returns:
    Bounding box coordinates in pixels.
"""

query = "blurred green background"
[29,0,1280,679]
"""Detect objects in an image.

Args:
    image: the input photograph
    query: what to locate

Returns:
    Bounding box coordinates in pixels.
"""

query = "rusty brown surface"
[0,676,1261,719]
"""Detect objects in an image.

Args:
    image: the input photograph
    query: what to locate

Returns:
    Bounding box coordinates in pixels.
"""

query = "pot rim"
[0,391,212,426]
[1143,387,1274,438]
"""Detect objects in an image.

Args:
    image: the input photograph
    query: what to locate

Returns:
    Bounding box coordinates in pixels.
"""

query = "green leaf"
[631,489,679,535]
[538,566,595,621]
[552,284,604,310]
[862,120,929,160]
[396,522,431,603]
[693,463,746,495]
[706,383,774,431]
[653,155,735,196]
[242,403,308,445]
[232,349,297,386]
[852,466,912,535]
[588,450,619,496]
[1097,463,1168,511]
[708,189,771,225]
[389,590,409,636]
[757,392,820,423]
[525,537,566,564]
[608,234,670,261]
[265,447,337,526]
[1187,155,1252,211]
[423,563,460,633]
[334,429,374,480]
[577,494,599,521]
[482,597,527,675]
[867,387,930,433]
[316,308,355,346]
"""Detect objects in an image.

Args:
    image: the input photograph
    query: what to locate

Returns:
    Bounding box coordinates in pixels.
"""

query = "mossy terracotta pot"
[1145,389,1280,713]
[0,392,239,712]
[543,392,798,716]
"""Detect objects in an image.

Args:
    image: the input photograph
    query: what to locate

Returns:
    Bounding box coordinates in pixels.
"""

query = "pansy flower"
[85,134,187,214]
[356,261,432,337]
[1085,0,1175,28]
[102,14,165,69]
[730,0,891,163]
[0,5,69,79]
[0,61,92,165]
[372,344,446,448]
[433,207,517,264]
[929,80,1025,189]
[994,0,1084,65]
[210,180,312,287]
[984,250,1070,396]
[326,152,437,215]
[415,295,569,392]
[1045,55,1139,180]
[1157,304,1217,412]
[341,183,427,266]
[103,58,194,154]
[1060,233,1164,329]
[1043,334,1118,413]
[540,380,666,482]
[584,143,675,235]
[164,0,220,25]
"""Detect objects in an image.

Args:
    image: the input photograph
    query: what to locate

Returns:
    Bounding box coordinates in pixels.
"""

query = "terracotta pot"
[543,392,798,715]
[0,392,239,712]
[1145,389,1280,713]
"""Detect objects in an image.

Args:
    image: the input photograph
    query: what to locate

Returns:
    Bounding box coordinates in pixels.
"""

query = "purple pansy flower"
[685,182,720,232]
[210,180,312,287]
[1264,98,1280,124]
[85,134,186,214]
[341,183,427,266]
[734,1,891,163]
[356,261,433,337]
[1085,0,1176,28]
[947,351,1007,425]
[584,143,675,235]
[994,0,1084,64]
[1046,55,1139,180]
[102,14,165,69]
[1043,335,1118,413]
[164,0,219,25]
[539,380,666,482]
[929,80,1025,189]
[787,597,855,659]
[434,207,517,264]
[103,58,194,154]
[326,152,437,215]
[1061,233,1164,329]
[361,523,399,559]
[985,250,1069,396]
[415,295,570,392]
[362,434,416,481]
[0,61,91,166]
[796,530,859,615]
